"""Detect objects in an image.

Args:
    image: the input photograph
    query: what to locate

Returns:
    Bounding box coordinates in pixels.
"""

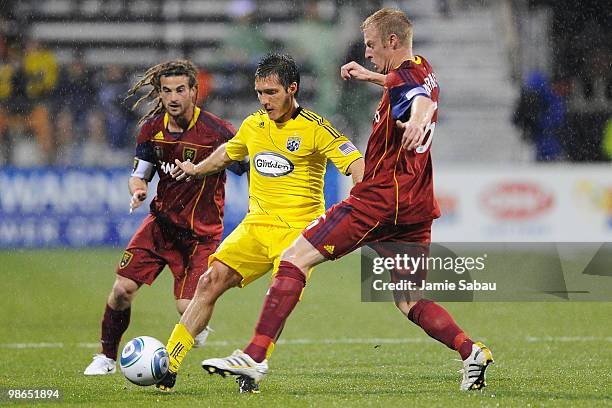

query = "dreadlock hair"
[126,59,199,126]
[255,53,300,96]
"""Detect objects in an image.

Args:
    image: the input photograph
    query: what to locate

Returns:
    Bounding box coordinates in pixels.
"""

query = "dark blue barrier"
[0,164,342,248]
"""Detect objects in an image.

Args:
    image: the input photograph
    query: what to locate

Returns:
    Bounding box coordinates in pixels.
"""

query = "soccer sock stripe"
[165,323,194,373]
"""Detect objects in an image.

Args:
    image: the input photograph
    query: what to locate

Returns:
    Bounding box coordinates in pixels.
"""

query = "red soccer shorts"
[302,200,432,261]
[116,214,218,299]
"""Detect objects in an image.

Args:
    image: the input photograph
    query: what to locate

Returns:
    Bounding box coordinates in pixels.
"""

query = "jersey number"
[415,122,435,154]
[415,102,438,154]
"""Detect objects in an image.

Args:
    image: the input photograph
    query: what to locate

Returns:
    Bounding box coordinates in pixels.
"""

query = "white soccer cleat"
[459,342,493,391]
[201,349,268,383]
[84,354,116,376]
[193,326,212,348]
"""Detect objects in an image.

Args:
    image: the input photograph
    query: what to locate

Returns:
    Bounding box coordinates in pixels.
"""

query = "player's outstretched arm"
[128,176,148,213]
[396,96,436,150]
[172,143,234,181]
[348,158,365,185]
[340,61,386,86]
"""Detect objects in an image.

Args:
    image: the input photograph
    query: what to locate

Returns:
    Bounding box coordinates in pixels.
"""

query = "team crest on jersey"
[154,146,164,161]
[258,121,265,128]
[286,136,301,152]
[183,147,197,162]
[119,251,133,269]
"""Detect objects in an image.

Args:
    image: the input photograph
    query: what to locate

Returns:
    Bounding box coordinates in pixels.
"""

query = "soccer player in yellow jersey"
[156,54,364,392]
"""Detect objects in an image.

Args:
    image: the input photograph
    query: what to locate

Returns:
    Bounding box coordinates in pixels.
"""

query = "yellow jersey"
[226,107,363,228]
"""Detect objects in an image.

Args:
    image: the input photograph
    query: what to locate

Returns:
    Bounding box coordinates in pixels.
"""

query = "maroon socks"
[244,261,306,362]
[100,304,131,361]
[408,299,474,360]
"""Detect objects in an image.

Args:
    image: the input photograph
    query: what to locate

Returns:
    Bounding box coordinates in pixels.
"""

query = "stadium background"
[1,0,611,406]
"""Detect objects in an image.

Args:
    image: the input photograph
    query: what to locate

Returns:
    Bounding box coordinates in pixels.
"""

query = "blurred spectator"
[98,65,136,152]
[602,117,612,160]
[196,68,214,107]
[438,0,451,18]
[337,37,374,146]
[513,70,567,161]
[53,54,97,163]
[23,39,57,101]
[0,41,55,165]
[286,1,338,118]
[223,0,273,66]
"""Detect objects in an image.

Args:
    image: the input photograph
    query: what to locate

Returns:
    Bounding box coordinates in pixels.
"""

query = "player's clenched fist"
[396,120,425,151]
[130,189,147,213]
[340,61,386,86]
[341,61,369,80]
[171,159,196,181]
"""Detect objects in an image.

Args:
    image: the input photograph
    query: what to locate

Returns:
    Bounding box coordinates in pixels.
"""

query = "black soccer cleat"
[236,375,260,394]
[156,369,177,392]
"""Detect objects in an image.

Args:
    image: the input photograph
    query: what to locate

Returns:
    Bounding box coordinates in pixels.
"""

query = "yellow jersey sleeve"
[225,117,251,161]
[314,123,363,175]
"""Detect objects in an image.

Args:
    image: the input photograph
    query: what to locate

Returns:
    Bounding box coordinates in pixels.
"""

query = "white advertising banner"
[338,164,612,242]
[432,165,612,242]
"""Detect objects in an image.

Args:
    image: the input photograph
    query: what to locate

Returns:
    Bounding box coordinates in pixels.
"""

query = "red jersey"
[350,55,441,224]
[135,107,237,240]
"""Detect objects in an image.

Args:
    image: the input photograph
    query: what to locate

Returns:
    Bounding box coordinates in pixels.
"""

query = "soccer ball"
[120,336,169,386]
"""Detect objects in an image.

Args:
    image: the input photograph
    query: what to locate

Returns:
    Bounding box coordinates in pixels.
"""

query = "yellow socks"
[166,323,194,373]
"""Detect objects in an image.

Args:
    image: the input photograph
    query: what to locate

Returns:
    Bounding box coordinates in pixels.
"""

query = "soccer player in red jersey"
[202,9,493,391]
[84,60,247,376]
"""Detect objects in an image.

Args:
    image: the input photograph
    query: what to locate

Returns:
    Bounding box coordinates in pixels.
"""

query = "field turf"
[1,249,611,407]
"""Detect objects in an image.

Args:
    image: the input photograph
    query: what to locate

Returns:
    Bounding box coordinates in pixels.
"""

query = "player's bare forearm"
[193,144,234,177]
[128,176,148,213]
[397,96,436,150]
[407,96,436,128]
[340,61,386,87]
[128,176,148,196]
[367,72,386,87]
[348,158,365,185]
[172,143,234,181]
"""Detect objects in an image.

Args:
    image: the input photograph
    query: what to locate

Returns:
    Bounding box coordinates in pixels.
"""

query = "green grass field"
[1,249,611,407]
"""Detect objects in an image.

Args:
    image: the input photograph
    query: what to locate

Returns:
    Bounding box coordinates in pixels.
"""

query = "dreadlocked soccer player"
[84,60,247,376]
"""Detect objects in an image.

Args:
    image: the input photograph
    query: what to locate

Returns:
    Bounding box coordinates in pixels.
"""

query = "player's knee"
[196,263,238,299]
[280,245,307,271]
[176,299,190,315]
[110,278,138,306]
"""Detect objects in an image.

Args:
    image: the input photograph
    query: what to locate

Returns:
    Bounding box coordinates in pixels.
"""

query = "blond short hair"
[361,8,413,47]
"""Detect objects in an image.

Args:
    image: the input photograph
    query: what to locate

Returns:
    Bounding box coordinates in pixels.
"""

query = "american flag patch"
[338,142,357,156]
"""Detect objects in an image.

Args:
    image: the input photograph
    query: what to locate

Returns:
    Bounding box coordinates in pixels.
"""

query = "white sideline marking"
[2,336,611,349]
[526,336,612,343]
[1,342,64,349]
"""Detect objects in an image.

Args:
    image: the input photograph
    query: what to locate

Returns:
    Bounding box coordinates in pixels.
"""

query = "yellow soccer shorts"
[209,222,313,288]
